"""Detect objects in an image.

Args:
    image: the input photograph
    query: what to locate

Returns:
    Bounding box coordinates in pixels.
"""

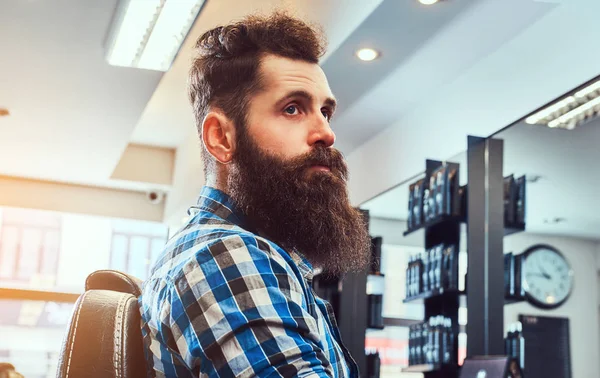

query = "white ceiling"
[0,0,163,186]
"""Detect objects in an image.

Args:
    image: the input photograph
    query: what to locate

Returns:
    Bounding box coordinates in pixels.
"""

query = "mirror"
[359,75,600,378]
[493,78,600,378]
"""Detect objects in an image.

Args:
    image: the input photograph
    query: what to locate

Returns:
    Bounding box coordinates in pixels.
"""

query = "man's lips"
[308,165,331,172]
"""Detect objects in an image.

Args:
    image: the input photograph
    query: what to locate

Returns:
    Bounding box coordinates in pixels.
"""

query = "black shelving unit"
[404,159,462,378]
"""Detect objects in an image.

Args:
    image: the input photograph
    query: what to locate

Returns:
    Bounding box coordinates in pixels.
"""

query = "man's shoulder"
[153,218,295,284]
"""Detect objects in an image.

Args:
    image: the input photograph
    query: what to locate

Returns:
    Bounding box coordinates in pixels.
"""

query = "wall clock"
[521,244,574,309]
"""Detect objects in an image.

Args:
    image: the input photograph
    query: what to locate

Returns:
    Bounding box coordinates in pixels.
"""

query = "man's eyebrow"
[278,90,337,111]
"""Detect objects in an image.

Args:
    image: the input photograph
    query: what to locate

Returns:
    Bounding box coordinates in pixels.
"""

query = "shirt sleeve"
[164,234,335,378]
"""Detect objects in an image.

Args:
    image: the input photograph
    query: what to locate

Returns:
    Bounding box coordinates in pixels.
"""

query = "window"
[109,219,168,281]
[0,208,61,286]
[0,207,168,292]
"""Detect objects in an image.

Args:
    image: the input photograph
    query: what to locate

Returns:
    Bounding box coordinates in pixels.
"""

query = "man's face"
[227,54,371,276]
[243,55,337,167]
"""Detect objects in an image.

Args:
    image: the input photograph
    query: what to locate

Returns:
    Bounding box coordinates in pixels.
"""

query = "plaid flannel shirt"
[139,186,358,377]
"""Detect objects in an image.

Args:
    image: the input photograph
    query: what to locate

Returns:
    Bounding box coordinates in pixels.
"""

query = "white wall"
[163,128,205,226]
[504,233,599,378]
[0,175,165,222]
[111,143,175,186]
[369,217,422,247]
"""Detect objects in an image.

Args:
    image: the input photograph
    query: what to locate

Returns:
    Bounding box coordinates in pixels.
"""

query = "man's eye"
[321,109,333,122]
[285,105,299,115]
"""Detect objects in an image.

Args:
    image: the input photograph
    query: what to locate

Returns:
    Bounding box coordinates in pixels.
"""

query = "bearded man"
[140,12,371,378]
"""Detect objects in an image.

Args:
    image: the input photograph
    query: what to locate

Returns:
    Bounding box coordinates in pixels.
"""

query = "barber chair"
[56,270,148,378]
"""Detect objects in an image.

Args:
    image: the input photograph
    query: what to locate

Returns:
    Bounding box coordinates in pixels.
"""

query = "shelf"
[504,222,526,236]
[382,317,422,327]
[367,324,385,330]
[403,288,462,304]
[505,296,525,305]
[402,364,440,373]
[404,215,465,236]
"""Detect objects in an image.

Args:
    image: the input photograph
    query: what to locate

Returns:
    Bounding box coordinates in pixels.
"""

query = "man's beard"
[227,129,371,277]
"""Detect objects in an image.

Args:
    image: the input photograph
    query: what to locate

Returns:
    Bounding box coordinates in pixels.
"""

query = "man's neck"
[206,170,229,195]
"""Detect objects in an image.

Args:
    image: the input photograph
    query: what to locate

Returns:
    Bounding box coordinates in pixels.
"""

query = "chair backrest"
[56,270,147,378]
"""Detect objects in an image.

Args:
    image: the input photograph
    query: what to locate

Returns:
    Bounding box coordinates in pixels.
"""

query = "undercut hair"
[187,12,327,177]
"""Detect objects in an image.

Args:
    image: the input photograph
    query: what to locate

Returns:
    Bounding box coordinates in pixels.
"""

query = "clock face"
[522,245,573,309]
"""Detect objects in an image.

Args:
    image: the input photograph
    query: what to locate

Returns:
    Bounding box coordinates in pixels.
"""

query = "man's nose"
[308,114,336,148]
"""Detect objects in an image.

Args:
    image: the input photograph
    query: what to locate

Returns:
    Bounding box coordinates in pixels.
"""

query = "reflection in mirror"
[359,74,600,378]
[360,152,470,373]
[495,77,600,378]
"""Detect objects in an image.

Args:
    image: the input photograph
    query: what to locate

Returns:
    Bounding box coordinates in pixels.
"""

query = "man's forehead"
[260,55,334,98]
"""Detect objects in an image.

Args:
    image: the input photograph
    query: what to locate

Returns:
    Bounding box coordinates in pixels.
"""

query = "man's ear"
[201,110,236,164]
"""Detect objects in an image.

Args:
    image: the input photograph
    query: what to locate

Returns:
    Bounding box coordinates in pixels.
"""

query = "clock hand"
[526,273,549,279]
[537,260,553,280]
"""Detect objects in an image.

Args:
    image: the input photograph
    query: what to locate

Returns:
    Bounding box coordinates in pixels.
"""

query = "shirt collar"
[290,249,314,281]
[193,186,248,228]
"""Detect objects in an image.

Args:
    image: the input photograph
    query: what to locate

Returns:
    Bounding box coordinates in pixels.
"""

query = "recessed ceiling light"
[356,48,380,62]
[419,0,440,5]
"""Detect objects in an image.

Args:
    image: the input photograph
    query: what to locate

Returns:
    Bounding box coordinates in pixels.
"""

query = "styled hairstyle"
[188,12,327,176]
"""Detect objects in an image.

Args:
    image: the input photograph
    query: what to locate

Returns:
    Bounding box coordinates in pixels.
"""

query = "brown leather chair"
[56,270,148,378]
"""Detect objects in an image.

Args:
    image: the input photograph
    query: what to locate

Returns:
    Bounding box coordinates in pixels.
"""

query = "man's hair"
[0,363,23,378]
[188,12,327,177]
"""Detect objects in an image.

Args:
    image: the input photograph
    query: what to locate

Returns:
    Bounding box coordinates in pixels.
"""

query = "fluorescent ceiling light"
[524,96,575,124]
[575,80,600,98]
[524,77,600,130]
[106,0,205,72]
[548,96,600,128]
[356,48,380,62]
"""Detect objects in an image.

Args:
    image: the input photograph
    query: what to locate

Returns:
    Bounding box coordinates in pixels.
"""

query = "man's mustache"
[289,146,348,180]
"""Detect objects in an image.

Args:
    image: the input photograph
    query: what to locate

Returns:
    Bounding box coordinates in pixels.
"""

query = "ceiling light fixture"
[525,78,600,130]
[418,0,441,5]
[105,0,205,72]
[356,48,380,62]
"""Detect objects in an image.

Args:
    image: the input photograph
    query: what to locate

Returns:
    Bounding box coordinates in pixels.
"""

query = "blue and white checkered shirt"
[140,186,357,377]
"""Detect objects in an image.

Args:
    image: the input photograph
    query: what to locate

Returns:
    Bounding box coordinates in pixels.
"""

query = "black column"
[338,270,368,376]
[466,136,505,356]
